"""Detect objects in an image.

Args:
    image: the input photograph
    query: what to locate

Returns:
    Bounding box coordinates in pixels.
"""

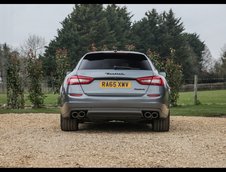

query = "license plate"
[100,81,132,88]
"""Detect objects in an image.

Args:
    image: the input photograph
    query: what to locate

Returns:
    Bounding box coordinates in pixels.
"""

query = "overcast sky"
[0,4,226,60]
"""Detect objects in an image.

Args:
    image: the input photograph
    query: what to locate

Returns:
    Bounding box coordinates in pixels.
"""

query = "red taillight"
[67,75,94,85]
[136,76,164,86]
[151,76,164,86]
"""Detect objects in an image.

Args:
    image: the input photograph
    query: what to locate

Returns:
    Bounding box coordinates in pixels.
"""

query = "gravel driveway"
[0,113,225,167]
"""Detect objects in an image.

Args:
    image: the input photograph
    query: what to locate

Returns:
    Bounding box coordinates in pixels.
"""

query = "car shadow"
[78,122,153,133]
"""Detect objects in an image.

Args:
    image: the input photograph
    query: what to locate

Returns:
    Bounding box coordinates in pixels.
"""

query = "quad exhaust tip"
[143,111,159,119]
[71,111,87,119]
[71,111,78,118]
[151,112,159,118]
[78,111,86,118]
[143,112,152,119]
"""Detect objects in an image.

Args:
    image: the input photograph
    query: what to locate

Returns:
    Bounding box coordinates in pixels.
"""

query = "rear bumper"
[60,94,169,121]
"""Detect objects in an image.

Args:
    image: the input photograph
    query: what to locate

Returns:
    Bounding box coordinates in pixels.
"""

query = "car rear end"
[60,51,170,131]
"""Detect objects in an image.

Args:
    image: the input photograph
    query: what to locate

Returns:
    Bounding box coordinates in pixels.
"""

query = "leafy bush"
[26,50,45,108]
[147,49,183,106]
[6,52,24,109]
[54,48,70,94]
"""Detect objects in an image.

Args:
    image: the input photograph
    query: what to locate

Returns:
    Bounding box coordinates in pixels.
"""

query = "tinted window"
[79,53,152,70]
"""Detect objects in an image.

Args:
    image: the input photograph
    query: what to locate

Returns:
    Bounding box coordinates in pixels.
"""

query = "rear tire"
[152,113,170,132]
[60,114,78,131]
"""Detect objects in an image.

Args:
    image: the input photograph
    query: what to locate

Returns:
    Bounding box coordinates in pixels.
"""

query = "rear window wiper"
[113,65,139,70]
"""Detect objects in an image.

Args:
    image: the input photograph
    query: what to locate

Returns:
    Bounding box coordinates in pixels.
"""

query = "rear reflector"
[69,93,83,97]
[136,76,164,86]
[147,94,160,97]
[67,75,94,85]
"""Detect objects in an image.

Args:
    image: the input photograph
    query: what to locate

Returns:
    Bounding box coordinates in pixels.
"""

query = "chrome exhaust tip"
[143,112,152,119]
[71,111,78,118]
[78,111,86,118]
[151,112,159,118]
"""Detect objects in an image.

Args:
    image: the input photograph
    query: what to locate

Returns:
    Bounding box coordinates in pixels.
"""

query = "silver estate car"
[60,51,170,132]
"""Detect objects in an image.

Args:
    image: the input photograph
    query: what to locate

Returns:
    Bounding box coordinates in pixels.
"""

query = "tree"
[131,9,205,81]
[42,6,206,84]
[55,4,108,66]
[219,46,226,78]
[39,39,58,89]
[201,45,215,73]
[21,34,46,57]
[54,48,70,94]
[182,33,205,76]
[164,50,183,106]
[147,49,183,106]
[0,44,7,92]
[43,4,106,76]
[26,49,45,108]
[19,35,46,108]
[131,9,160,53]
[104,4,133,50]
[211,44,226,79]
[5,47,24,109]
[42,4,133,84]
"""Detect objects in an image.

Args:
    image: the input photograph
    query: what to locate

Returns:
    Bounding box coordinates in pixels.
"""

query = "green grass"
[0,93,59,107]
[1,90,226,116]
[0,93,6,105]
[177,90,226,105]
[171,104,226,117]
[171,90,226,117]
[0,93,60,114]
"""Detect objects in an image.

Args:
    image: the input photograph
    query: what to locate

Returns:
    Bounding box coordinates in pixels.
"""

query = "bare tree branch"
[20,34,46,57]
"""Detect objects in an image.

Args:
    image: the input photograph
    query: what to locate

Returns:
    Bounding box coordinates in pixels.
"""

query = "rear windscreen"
[78,53,152,70]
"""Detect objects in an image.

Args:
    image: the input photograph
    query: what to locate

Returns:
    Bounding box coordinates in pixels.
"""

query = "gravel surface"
[0,113,225,168]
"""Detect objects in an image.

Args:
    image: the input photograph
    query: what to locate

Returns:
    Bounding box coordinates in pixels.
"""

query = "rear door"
[76,52,154,96]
